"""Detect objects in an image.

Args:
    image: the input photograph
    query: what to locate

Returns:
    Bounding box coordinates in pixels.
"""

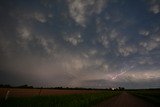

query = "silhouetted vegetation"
[0,84,11,88]
[17,85,33,89]
[128,89,160,105]
[0,84,33,88]
[0,84,126,91]
[0,91,120,107]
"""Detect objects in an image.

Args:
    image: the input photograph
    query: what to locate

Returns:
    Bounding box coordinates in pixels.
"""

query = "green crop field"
[0,91,120,107]
[128,89,160,105]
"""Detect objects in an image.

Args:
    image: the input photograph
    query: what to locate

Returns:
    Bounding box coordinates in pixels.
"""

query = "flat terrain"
[93,92,158,107]
[0,88,97,98]
[0,89,118,107]
[1,88,159,107]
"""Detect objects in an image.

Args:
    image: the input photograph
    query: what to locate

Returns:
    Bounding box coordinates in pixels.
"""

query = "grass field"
[0,88,99,98]
[0,88,120,107]
[128,89,160,105]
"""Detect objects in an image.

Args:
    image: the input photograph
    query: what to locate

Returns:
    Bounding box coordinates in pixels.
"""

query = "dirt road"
[93,92,158,107]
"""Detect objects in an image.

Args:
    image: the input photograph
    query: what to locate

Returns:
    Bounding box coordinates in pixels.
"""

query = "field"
[1,88,159,107]
[93,91,160,107]
[128,89,160,105]
[0,88,99,98]
[0,88,120,107]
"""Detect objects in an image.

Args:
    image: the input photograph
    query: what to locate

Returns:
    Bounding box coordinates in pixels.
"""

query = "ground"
[93,92,158,107]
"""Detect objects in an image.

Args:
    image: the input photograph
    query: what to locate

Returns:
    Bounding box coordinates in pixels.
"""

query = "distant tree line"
[0,84,33,88]
[0,84,12,88]
[0,84,127,90]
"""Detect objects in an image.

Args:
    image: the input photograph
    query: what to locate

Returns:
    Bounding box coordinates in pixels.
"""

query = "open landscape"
[0,88,160,107]
[0,88,98,98]
[0,0,160,107]
[94,90,160,107]
[129,89,160,105]
[0,88,120,107]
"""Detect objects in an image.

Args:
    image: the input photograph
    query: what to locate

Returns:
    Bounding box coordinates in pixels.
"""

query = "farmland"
[0,88,120,107]
[0,88,98,98]
[128,89,160,105]
[93,91,160,107]
[0,88,160,107]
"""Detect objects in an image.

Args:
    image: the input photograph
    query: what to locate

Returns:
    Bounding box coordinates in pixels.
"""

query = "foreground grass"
[129,90,160,105]
[0,91,120,107]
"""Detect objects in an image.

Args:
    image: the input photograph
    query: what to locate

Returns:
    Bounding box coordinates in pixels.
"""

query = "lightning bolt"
[111,63,134,80]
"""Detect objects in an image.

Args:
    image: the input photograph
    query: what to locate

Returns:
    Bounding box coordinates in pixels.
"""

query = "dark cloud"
[0,0,160,88]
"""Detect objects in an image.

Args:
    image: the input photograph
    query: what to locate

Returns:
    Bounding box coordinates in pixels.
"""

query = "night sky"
[0,0,160,89]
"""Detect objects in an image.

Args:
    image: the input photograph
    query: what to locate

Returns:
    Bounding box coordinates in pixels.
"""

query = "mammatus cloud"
[17,26,31,40]
[139,29,160,53]
[15,22,56,55]
[10,8,52,24]
[147,0,160,14]
[138,57,153,65]
[98,35,109,48]
[139,40,159,52]
[33,12,48,23]
[150,4,160,14]
[68,0,107,26]
[64,32,83,46]
[118,45,137,57]
[139,30,150,36]
[0,0,160,88]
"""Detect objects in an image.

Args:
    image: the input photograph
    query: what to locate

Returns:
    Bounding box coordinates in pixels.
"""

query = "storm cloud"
[0,0,160,89]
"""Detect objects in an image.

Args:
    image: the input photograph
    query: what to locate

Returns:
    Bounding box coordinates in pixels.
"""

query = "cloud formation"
[68,0,107,26]
[0,0,160,88]
[64,32,83,46]
[149,0,160,14]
